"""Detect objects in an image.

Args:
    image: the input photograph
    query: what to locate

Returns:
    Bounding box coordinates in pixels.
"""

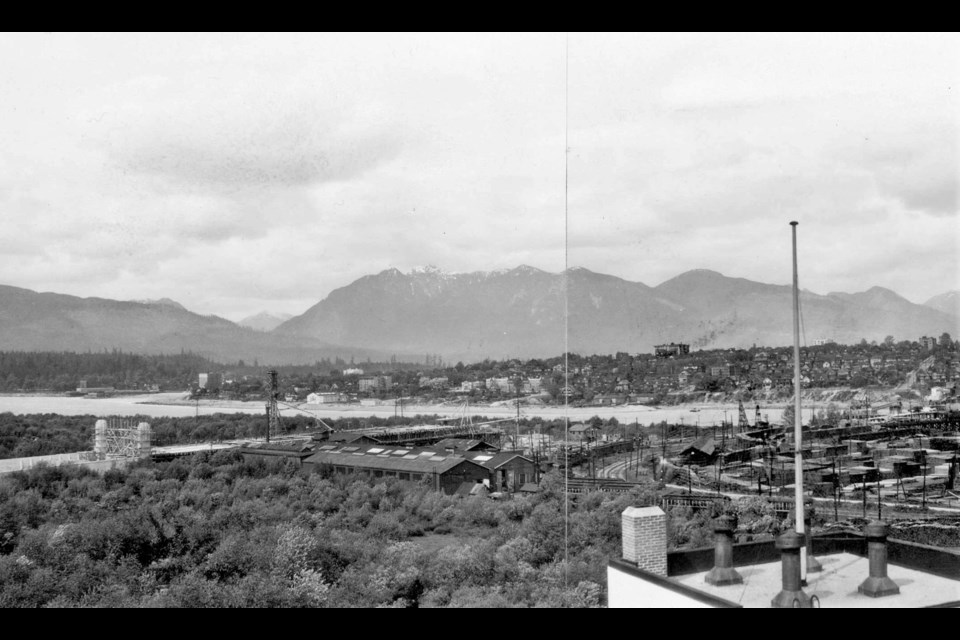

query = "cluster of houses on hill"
[197,337,959,407]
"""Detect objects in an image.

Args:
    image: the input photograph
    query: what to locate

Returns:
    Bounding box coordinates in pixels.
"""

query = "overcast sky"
[1,33,957,321]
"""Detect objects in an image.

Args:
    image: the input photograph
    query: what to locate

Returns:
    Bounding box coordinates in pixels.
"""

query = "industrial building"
[303,443,490,494]
[433,438,498,453]
[322,423,503,448]
[358,375,393,392]
[655,342,690,358]
[462,450,537,492]
[301,440,537,495]
[198,372,222,391]
[238,441,318,467]
[306,392,342,404]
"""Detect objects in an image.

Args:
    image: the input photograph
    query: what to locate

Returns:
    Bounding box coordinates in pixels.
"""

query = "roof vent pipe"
[705,515,743,586]
[771,530,813,608]
[858,521,900,598]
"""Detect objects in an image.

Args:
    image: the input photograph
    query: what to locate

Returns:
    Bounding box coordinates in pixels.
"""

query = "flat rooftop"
[673,552,960,608]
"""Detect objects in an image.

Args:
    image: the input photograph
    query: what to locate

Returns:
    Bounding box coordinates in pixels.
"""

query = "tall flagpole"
[790,221,806,582]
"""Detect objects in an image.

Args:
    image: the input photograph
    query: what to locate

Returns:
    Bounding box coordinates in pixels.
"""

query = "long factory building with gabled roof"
[301,442,536,495]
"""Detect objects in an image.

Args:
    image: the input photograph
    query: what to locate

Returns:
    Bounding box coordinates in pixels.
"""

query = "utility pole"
[638,437,644,476]
[862,477,867,519]
[516,388,521,453]
[757,458,763,496]
[877,472,882,520]
[265,369,281,444]
[716,456,721,496]
[662,422,667,460]
[833,459,839,522]
[922,450,927,509]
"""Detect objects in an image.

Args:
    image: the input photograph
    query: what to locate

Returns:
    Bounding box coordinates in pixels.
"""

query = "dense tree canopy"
[0,454,664,608]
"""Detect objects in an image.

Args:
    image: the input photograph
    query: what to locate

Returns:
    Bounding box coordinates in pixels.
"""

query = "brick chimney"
[621,506,667,577]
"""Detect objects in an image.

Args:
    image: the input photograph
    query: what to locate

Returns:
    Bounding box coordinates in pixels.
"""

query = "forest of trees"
[0,351,220,393]
[0,453,663,607]
[2,421,955,607]
[2,447,833,608]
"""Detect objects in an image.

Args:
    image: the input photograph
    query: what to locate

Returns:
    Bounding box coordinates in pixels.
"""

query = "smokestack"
[858,521,900,598]
[771,530,813,608]
[705,515,743,586]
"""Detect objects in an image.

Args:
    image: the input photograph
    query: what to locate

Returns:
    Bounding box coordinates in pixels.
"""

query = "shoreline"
[4,389,936,423]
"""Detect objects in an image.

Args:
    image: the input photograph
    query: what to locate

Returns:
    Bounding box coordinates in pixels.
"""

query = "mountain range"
[274,266,959,360]
[238,312,293,332]
[923,290,960,318]
[1,268,956,364]
[0,285,385,365]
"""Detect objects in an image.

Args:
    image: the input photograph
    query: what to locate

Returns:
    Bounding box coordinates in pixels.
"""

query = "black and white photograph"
[0,32,957,607]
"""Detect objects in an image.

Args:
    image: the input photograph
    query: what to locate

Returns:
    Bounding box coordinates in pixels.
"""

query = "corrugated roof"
[329,432,375,443]
[465,450,534,470]
[433,438,493,452]
[682,436,716,456]
[570,423,599,433]
[304,449,486,474]
[243,441,315,454]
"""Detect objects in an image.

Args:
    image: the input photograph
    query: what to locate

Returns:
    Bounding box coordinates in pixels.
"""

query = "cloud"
[100,93,402,193]
[0,34,956,322]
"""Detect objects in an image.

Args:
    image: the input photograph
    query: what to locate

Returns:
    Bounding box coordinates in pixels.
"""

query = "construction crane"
[276,399,336,436]
[738,400,751,433]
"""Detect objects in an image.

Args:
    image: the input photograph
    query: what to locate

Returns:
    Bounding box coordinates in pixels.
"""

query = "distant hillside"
[238,312,293,332]
[924,290,960,319]
[278,265,673,359]
[130,298,188,312]
[275,266,960,359]
[5,267,957,364]
[654,271,958,349]
[0,285,386,365]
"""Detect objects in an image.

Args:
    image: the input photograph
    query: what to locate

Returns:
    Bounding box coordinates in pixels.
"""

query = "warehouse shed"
[303,444,489,494]
[465,451,537,493]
